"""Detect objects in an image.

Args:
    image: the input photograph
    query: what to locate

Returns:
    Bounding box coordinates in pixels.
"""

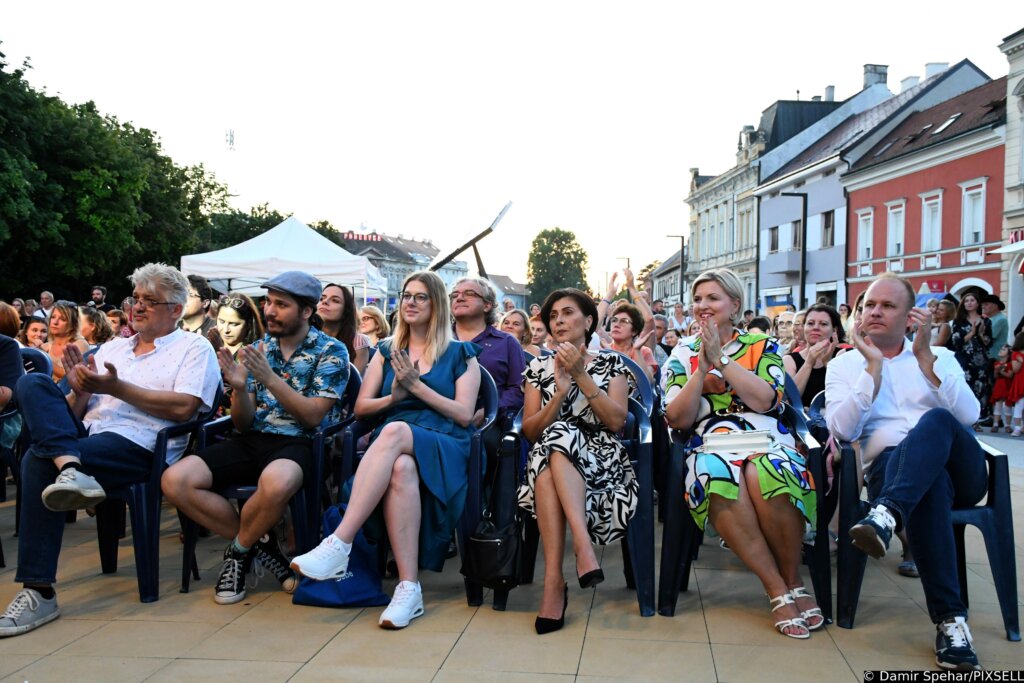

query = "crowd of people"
[0,262,1007,671]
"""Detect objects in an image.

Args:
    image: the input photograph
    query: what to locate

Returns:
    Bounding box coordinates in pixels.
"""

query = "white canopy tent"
[180,216,388,302]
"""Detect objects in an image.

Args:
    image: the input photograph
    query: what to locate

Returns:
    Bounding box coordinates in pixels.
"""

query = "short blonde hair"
[690,268,744,325]
[359,305,390,338]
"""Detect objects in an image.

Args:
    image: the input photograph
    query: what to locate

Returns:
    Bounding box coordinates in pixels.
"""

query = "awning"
[990,241,1024,254]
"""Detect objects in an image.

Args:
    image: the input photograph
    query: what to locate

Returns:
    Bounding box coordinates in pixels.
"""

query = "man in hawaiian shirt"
[162,271,349,604]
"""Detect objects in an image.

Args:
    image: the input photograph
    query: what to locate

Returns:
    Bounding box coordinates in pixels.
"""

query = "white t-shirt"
[82,329,221,463]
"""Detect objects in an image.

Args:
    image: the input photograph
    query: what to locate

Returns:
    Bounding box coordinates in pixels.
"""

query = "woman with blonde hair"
[292,271,481,630]
[359,305,390,346]
[501,308,543,357]
[42,302,89,381]
[663,268,820,640]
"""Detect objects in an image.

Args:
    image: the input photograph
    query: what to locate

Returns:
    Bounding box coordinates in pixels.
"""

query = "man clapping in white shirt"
[824,273,986,672]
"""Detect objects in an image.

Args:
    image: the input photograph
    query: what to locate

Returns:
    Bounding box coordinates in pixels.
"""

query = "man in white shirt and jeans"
[0,263,221,638]
[825,273,987,672]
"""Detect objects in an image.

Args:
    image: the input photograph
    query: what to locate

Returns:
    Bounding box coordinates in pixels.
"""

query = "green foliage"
[526,227,589,302]
[637,260,661,289]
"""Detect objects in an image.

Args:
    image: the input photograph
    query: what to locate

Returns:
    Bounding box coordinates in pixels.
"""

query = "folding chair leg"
[977,521,1021,641]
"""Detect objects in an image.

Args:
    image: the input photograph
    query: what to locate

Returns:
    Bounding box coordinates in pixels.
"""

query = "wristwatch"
[719,354,731,368]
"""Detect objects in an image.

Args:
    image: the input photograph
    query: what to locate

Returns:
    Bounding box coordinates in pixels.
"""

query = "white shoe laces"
[941,617,974,649]
[869,505,896,530]
[216,557,245,592]
[390,581,420,608]
[3,590,39,620]
[54,468,79,485]
[307,536,346,562]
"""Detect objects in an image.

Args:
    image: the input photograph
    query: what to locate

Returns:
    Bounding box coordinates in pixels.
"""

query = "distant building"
[755,60,990,312]
[997,28,1024,328]
[489,274,529,311]
[843,77,1007,304]
[340,230,468,308]
[650,249,686,306]
[686,96,847,312]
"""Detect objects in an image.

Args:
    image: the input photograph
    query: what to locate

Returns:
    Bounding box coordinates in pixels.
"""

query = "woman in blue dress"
[291,271,481,630]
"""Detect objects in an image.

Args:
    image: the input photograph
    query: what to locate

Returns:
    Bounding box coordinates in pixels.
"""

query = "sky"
[2,2,1016,293]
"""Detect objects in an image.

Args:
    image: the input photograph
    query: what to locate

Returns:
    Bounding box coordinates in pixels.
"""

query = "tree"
[526,228,589,302]
[637,259,661,295]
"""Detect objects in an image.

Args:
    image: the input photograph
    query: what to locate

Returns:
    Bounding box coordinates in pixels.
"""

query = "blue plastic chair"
[180,363,361,593]
[657,402,831,622]
[94,384,223,602]
[817,389,1020,641]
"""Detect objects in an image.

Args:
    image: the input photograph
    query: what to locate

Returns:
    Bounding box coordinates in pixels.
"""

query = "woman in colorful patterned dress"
[518,288,636,635]
[663,268,820,640]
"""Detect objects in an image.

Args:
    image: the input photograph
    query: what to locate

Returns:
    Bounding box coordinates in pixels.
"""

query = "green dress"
[661,330,816,530]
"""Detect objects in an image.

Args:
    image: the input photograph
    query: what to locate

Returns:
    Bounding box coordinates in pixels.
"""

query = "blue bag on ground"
[292,505,389,608]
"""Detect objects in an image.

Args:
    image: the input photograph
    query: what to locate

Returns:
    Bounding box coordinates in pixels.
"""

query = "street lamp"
[667,235,686,305]
[780,192,808,310]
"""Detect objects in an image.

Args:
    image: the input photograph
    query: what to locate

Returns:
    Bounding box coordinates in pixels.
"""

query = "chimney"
[863,64,889,89]
[811,95,821,102]
[900,76,920,93]
[924,62,949,79]
[824,85,835,102]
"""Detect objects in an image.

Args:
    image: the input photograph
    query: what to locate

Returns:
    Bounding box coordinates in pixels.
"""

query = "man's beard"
[268,316,302,338]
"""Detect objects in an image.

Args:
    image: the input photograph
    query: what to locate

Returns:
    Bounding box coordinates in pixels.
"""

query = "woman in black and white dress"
[518,288,637,635]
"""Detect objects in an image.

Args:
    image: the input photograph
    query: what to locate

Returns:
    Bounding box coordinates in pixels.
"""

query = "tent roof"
[181,217,387,297]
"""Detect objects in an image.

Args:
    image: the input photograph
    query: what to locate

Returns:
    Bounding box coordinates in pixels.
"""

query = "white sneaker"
[379,581,424,629]
[290,534,350,580]
[41,467,106,512]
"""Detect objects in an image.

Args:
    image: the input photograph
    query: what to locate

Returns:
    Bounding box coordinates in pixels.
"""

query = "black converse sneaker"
[935,616,981,671]
[252,531,297,594]
[214,544,252,605]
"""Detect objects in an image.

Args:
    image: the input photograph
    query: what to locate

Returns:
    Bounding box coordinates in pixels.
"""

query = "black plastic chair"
[95,385,223,602]
[657,402,831,623]
[180,363,361,593]
[827,420,1020,641]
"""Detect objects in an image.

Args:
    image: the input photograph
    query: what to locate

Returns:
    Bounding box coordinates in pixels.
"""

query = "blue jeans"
[865,408,987,623]
[14,374,152,586]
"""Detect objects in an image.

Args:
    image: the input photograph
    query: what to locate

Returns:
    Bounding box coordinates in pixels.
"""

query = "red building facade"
[843,78,1007,303]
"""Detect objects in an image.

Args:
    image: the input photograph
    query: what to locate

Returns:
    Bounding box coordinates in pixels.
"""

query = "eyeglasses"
[776,321,794,328]
[448,290,483,302]
[400,292,430,305]
[133,297,177,310]
[359,315,374,322]
[610,316,633,326]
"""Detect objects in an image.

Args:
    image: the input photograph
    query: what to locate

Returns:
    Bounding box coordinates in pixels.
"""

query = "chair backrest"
[523,350,536,365]
[783,373,804,414]
[476,366,499,433]
[604,350,654,417]
[20,347,51,377]
[341,363,362,416]
[809,390,826,419]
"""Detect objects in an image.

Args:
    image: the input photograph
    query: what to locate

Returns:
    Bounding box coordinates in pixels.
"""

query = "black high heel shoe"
[576,559,605,589]
[535,583,568,635]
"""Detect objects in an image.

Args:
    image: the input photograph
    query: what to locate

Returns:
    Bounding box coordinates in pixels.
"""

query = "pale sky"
[2,2,1015,293]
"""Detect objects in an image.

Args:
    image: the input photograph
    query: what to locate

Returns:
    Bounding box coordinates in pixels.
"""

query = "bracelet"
[601,298,612,305]
[583,387,601,401]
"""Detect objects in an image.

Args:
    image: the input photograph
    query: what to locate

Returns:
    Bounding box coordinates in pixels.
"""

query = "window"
[700,215,707,259]
[728,216,735,252]
[769,226,779,253]
[792,219,803,249]
[960,178,987,245]
[931,113,961,136]
[857,210,873,260]
[821,210,835,248]
[886,203,905,256]
[920,192,942,252]
[707,214,716,257]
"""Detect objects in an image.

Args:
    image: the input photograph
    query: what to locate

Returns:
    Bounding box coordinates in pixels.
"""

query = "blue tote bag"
[292,505,389,608]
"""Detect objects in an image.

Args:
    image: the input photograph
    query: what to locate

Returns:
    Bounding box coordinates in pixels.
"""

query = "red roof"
[850,77,1006,173]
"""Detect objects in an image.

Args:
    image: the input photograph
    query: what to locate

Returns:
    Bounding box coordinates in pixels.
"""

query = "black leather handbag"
[460,512,522,591]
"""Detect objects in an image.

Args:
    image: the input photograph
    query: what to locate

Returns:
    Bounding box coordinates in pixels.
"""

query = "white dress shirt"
[824,338,979,471]
[82,328,221,464]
